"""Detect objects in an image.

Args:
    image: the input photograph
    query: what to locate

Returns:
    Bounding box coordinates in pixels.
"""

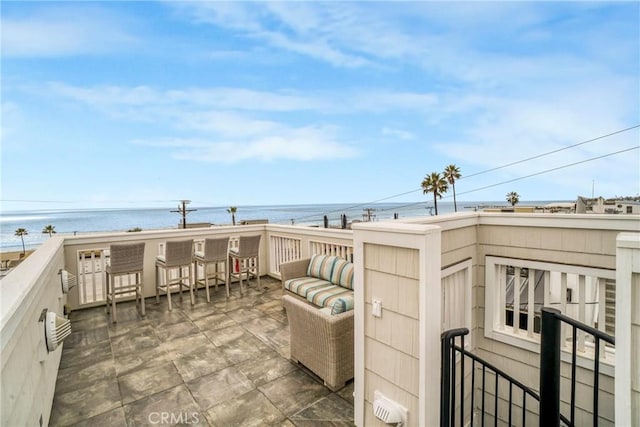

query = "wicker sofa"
[280,255,355,391]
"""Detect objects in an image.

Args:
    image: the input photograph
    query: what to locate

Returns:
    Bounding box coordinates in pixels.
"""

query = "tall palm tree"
[421,172,449,215]
[227,206,237,226]
[506,191,520,206]
[42,225,56,237]
[14,228,28,256]
[443,164,461,212]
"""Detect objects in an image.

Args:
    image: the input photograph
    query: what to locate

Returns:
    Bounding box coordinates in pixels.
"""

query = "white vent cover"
[44,311,71,352]
[373,390,408,426]
[59,269,77,294]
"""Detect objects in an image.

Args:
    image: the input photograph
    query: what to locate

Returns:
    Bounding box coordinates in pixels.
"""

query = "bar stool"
[105,242,145,323]
[194,237,230,301]
[155,239,194,311]
[228,235,261,295]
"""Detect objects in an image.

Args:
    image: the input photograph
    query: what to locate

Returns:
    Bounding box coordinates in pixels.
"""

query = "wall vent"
[43,310,71,352]
[59,269,77,294]
[373,390,407,426]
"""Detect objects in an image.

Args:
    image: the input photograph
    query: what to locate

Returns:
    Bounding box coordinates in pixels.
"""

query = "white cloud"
[1,6,139,57]
[135,126,358,163]
[382,127,414,140]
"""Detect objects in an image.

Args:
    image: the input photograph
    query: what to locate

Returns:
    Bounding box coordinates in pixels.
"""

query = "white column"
[615,232,640,426]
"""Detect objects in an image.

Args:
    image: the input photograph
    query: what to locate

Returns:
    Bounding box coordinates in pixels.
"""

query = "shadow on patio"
[50,276,354,426]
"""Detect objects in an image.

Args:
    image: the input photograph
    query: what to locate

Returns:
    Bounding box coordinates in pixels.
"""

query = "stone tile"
[236,353,298,387]
[174,345,232,382]
[242,316,290,348]
[124,384,206,427]
[212,296,256,313]
[69,306,106,322]
[259,370,330,416]
[161,333,215,359]
[226,307,265,323]
[55,358,116,394]
[290,394,354,425]
[118,363,183,404]
[70,406,126,427]
[269,310,289,324]
[110,324,159,357]
[107,302,146,323]
[255,298,286,314]
[60,340,112,369]
[145,305,190,326]
[69,315,109,333]
[49,379,121,426]
[114,345,171,377]
[336,380,354,405]
[216,328,275,364]
[186,366,254,411]
[155,321,200,341]
[205,389,286,427]
[182,302,220,321]
[205,324,244,347]
[193,312,236,332]
[108,318,152,338]
[64,326,110,349]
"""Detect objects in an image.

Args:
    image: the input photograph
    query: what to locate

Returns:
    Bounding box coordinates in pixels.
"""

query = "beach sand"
[1,250,35,270]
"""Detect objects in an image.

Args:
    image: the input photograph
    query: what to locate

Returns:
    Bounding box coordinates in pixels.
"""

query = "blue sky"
[1,1,639,211]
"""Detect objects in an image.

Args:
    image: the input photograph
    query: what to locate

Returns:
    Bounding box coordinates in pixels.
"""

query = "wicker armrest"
[280,258,311,284]
[282,295,354,391]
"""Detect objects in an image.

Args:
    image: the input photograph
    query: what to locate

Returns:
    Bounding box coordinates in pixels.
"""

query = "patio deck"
[49,276,354,426]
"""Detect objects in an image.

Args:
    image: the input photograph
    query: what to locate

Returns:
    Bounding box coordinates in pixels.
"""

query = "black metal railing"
[441,308,615,427]
[539,307,615,427]
[440,328,547,427]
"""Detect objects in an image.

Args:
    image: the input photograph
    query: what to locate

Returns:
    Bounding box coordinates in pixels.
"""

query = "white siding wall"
[1,237,66,426]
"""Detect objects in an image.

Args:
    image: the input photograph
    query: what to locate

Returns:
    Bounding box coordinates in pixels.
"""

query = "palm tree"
[421,172,449,215]
[42,225,56,237]
[227,206,237,226]
[506,191,520,206]
[14,228,28,256]
[443,164,461,212]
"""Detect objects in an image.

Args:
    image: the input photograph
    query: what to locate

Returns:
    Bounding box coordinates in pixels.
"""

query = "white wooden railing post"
[615,232,640,426]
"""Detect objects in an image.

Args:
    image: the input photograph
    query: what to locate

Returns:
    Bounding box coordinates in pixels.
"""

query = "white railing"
[485,256,616,366]
[269,235,302,274]
[309,239,353,261]
[77,249,107,304]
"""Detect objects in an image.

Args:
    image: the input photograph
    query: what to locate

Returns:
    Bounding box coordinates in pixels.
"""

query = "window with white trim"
[484,256,615,369]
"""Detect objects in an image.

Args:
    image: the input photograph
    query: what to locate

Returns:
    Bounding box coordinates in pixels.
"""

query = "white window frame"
[484,255,615,375]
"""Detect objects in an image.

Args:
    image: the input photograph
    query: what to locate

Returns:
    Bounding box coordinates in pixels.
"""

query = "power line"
[282,125,640,223]
[461,124,640,180]
[370,145,640,215]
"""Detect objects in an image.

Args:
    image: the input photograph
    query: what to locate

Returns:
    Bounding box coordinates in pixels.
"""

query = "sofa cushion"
[330,294,355,315]
[307,254,337,282]
[330,257,354,290]
[306,285,352,308]
[284,277,333,299]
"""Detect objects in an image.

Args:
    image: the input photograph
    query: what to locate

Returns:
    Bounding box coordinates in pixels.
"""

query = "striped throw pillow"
[331,295,355,315]
[330,258,354,290]
[307,254,336,282]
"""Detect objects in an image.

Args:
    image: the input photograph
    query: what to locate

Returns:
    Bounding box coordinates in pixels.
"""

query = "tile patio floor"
[49,276,354,426]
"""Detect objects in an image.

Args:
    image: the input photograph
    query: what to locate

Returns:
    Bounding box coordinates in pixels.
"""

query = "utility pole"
[362,208,377,222]
[171,200,197,229]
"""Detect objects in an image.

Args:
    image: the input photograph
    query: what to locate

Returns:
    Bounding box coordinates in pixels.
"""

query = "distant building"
[576,196,640,214]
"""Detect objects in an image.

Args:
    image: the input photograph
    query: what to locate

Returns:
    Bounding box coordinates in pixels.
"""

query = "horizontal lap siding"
[363,243,420,426]
[476,224,618,425]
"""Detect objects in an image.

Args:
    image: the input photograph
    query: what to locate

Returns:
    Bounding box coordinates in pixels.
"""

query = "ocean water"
[0,201,517,252]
